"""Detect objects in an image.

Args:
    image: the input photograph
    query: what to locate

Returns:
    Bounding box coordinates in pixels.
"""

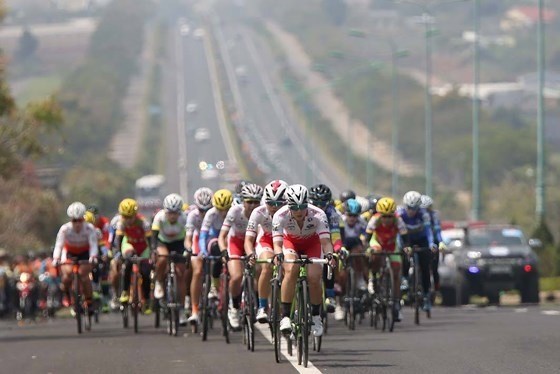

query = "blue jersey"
[396,206,434,246]
[427,209,443,244]
[324,204,343,251]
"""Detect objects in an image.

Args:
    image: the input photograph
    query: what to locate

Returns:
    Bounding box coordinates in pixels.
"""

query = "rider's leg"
[257,247,274,310]
[190,256,203,315]
[79,264,93,301]
[280,251,299,318]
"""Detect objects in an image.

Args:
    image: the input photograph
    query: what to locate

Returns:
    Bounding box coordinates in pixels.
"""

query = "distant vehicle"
[135,174,166,217]
[193,28,205,40]
[438,224,541,306]
[235,65,248,83]
[194,128,210,142]
[180,24,190,36]
[201,168,219,180]
[186,102,198,113]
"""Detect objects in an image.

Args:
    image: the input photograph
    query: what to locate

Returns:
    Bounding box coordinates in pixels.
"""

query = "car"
[194,128,210,142]
[186,102,198,113]
[193,28,205,40]
[201,168,219,180]
[438,224,541,306]
[180,24,190,36]
[235,65,248,83]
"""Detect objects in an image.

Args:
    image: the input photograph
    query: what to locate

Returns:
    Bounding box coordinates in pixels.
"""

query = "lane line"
[255,322,322,374]
[541,310,560,316]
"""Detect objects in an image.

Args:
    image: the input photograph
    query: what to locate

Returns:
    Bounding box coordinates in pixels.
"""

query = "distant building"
[461,31,516,48]
[501,6,557,31]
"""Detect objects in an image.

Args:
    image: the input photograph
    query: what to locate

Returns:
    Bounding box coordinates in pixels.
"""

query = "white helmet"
[420,194,433,209]
[67,202,87,219]
[194,187,213,210]
[355,196,370,214]
[264,180,288,202]
[286,184,308,206]
[163,193,183,213]
[241,183,264,200]
[403,191,422,209]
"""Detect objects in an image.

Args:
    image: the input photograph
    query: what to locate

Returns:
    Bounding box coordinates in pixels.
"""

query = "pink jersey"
[53,222,99,259]
[272,205,331,243]
[221,204,252,240]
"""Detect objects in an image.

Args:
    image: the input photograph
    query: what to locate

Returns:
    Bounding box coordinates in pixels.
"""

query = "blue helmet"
[345,198,362,216]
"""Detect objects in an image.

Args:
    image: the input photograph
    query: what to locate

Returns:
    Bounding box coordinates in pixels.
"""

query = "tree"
[322,0,347,26]
[15,27,39,62]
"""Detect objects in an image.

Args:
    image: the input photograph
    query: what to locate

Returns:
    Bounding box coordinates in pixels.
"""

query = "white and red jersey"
[200,207,225,234]
[272,205,331,244]
[186,208,204,236]
[221,204,252,240]
[246,205,273,245]
[53,222,99,259]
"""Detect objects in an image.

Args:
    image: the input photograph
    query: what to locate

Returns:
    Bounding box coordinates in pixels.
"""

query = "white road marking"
[514,308,528,313]
[255,322,322,374]
[541,310,560,316]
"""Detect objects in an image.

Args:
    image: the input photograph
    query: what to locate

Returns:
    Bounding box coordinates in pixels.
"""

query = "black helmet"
[309,184,332,206]
[339,189,356,203]
[87,204,99,215]
[235,180,250,195]
[366,194,383,213]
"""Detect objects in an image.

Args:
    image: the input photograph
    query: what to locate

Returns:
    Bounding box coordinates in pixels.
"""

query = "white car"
[186,101,198,113]
[193,28,205,40]
[180,24,190,36]
[194,128,210,142]
[201,168,219,180]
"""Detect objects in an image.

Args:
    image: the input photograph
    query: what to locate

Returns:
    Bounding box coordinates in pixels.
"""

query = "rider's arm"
[327,208,343,252]
[271,212,284,256]
[431,210,443,243]
[244,211,259,256]
[53,225,65,261]
[421,210,435,247]
[88,224,99,258]
[218,228,229,253]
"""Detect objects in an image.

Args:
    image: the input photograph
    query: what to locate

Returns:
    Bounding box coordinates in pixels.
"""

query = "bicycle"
[125,255,148,333]
[284,255,330,368]
[341,252,369,331]
[67,256,92,334]
[269,257,283,363]
[370,251,403,332]
[200,254,221,341]
[406,246,432,325]
[160,252,187,337]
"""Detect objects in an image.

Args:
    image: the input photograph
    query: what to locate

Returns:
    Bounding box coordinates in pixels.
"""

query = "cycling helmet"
[339,189,356,203]
[118,198,138,217]
[212,189,233,210]
[235,180,250,195]
[87,204,99,215]
[182,203,189,212]
[309,184,332,205]
[355,196,370,214]
[264,180,288,202]
[241,183,264,200]
[376,197,397,215]
[420,194,433,209]
[286,184,308,206]
[345,198,362,216]
[67,202,87,219]
[366,194,383,212]
[84,211,96,224]
[194,187,213,210]
[163,193,183,213]
[403,191,422,209]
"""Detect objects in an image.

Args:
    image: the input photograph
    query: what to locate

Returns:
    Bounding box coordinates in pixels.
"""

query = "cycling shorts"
[62,250,89,263]
[157,239,185,254]
[369,245,401,264]
[282,235,322,259]
[228,236,245,257]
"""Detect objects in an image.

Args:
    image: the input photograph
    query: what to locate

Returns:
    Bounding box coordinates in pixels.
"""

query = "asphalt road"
[2,304,559,373]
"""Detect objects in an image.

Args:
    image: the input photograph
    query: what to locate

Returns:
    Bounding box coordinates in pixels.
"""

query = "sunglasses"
[244,199,261,205]
[381,214,394,218]
[347,214,359,218]
[122,214,135,219]
[266,200,284,207]
[72,218,84,223]
[289,204,308,211]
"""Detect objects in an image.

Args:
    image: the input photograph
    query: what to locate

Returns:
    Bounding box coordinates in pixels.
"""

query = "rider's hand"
[247,253,256,267]
[52,258,60,267]
[430,243,438,253]
[89,256,98,264]
[273,252,284,265]
[403,246,412,255]
[220,250,229,263]
[438,242,447,252]
[339,247,349,259]
[326,252,337,268]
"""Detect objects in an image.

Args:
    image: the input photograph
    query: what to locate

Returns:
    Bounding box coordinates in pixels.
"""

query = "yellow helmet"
[119,198,138,217]
[84,211,96,224]
[212,189,233,210]
[334,199,343,212]
[182,202,189,212]
[376,197,396,215]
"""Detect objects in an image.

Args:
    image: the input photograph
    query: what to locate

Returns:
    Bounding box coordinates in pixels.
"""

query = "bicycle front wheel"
[299,279,311,368]
[201,269,211,341]
[131,271,139,333]
[271,278,281,363]
[73,274,82,334]
[220,272,230,344]
[243,275,256,352]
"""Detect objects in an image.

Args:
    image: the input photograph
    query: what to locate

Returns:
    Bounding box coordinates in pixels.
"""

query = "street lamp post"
[391,45,408,198]
[536,0,546,221]
[471,0,480,220]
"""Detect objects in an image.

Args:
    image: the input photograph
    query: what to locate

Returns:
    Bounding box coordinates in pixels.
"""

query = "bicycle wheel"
[172,272,179,337]
[348,269,356,331]
[271,278,281,363]
[384,268,394,332]
[84,303,92,332]
[201,267,211,341]
[166,274,173,336]
[243,275,255,352]
[296,283,303,366]
[131,270,139,334]
[154,297,160,328]
[73,273,82,334]
[413,258,421,325]
[220,271,230,344]
[301,279,310,368]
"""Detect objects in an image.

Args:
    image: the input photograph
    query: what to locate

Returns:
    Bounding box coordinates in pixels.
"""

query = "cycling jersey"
[426,209,443,244]
[342,215,367,240]
[367,214,406,251]
[324,205,343,252]
[53,222,99,261]
[246,205,275,256]
[272,204,330,258]
[108,214,120,249]
[95,216,110,246]
[151,210,187,243]
[221,204,252,256]
[116,215,151,255]
[186,208,205,254]
[199,207,227,256]
[396,206,434,246]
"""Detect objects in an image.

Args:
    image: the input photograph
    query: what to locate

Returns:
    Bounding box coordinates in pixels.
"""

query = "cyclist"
[87,205,110,246]
[152,193,188,324]
[107,212,121,310]
[366,197,406,321]
[112,199,152,313]
[184,187,213,325]
[339,189,356,204]
[52,202,98,310]
[273,184,336,337]
[362,194,382,222]
[245,180,288,323]
[398,191,436,312]
[84,211,109,311]
[199,189,233,300]
[309,184,344,316]
[336,198,368,320]
[219,183,263,330]
[233,180,250,206]
[420,194,446,293]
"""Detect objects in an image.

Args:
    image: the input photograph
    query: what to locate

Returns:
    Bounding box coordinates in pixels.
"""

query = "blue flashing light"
[468,266,480,274]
